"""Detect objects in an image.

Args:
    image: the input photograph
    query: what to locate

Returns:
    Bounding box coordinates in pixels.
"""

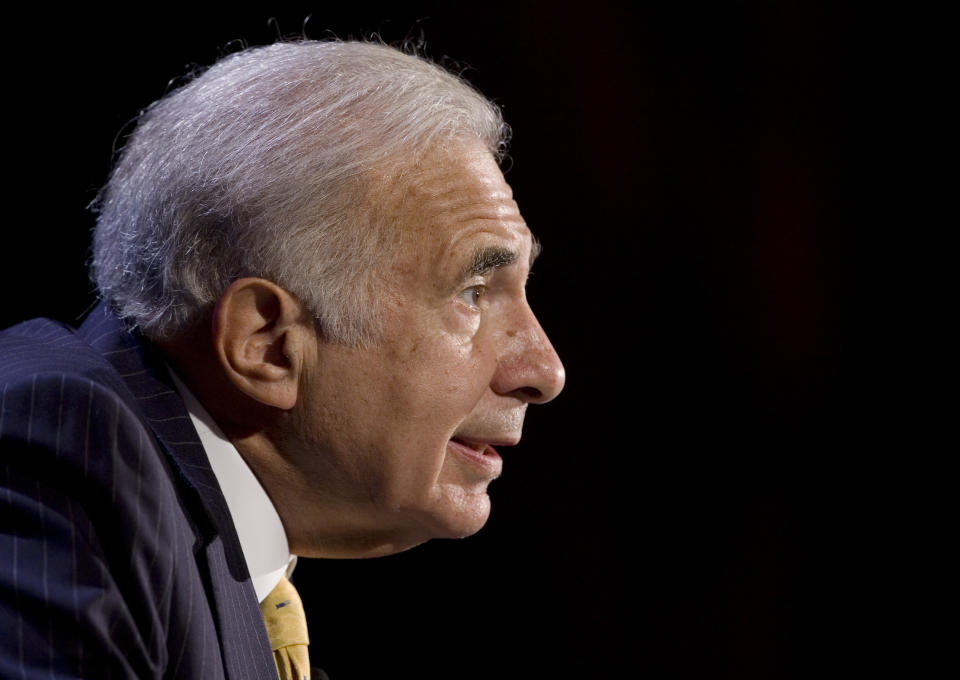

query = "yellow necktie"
[260,576,311,680]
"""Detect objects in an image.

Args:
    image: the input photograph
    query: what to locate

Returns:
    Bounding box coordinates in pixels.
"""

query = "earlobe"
[212,278,309,410]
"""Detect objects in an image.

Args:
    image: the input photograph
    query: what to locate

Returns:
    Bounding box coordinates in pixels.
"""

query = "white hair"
[91,40,509,345]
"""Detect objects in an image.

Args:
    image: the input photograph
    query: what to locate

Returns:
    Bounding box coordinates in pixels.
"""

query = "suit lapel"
[78,303,276,680]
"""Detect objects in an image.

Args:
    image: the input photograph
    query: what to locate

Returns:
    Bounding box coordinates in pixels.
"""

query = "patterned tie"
[260,576,311,680]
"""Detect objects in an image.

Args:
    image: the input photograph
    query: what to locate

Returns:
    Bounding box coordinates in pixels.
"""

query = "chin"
[421,490,492,540]
[352,506,491,558]
[295,488,494,559]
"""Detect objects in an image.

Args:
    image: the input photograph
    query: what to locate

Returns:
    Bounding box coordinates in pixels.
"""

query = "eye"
[457,285,486,309]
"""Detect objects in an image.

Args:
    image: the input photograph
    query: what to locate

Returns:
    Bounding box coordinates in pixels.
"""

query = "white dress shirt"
[169,371,295,603]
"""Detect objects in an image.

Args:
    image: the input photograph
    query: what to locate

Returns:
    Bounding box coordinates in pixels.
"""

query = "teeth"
[454,437,486,453]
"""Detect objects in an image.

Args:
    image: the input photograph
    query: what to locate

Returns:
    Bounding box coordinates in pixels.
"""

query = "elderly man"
[0,41,564,679]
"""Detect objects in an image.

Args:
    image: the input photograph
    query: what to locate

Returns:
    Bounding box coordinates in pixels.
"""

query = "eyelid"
[457,284,486,309]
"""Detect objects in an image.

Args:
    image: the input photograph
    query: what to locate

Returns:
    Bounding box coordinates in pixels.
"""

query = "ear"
[211,278,311,410]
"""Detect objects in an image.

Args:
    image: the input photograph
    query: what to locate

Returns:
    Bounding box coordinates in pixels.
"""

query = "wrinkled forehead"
[377,140,530,248]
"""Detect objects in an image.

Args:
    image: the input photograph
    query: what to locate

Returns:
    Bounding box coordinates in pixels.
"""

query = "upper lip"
[451,435,520,451]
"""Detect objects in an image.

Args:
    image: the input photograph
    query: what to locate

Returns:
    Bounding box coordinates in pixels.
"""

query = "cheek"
[389,331,492,409]
[372,341,494,464]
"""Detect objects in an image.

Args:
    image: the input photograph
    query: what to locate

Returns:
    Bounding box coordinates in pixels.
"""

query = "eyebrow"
[530,237,542,266]
[462,246,519,280]
[459,238,542,282]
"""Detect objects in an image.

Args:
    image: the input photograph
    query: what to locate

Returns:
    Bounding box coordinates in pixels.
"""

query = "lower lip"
[447,440,503,476]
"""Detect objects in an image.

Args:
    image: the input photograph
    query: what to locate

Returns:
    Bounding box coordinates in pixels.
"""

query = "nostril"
[516,386,543,401]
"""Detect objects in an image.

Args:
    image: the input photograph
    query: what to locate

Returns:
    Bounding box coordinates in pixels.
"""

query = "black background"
[3,2,872,678]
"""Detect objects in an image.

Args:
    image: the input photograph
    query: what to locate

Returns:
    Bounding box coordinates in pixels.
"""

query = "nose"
[491,305,565,404]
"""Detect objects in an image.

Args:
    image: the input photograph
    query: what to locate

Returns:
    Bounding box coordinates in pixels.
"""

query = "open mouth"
[448,437,503,475]
[451,437,490,454]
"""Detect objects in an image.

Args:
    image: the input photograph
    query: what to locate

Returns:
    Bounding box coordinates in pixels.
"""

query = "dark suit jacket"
[0,303,277,679]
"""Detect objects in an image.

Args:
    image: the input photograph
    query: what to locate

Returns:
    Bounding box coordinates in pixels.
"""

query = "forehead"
[383,141,532,261]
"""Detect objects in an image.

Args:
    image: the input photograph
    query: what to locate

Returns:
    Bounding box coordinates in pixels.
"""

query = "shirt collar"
[168,369,295,602]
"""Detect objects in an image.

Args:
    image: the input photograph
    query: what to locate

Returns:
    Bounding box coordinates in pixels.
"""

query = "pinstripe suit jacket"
[0,303,277,679]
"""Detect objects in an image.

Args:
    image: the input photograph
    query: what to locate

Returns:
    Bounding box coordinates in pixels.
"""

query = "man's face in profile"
[286,140,565,556]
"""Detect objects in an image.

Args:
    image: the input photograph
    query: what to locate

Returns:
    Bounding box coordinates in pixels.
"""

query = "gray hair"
[91,40,509,345]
